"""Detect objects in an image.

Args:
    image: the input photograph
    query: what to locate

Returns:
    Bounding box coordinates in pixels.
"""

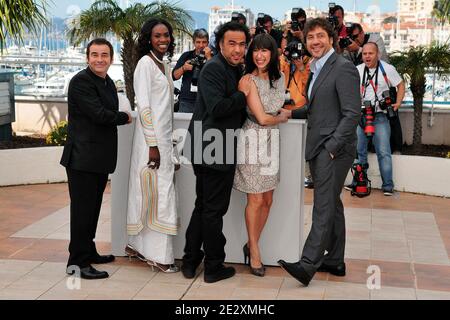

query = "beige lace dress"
[233,74,285,194]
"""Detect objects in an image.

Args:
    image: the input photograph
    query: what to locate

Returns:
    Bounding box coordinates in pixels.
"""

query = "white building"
[208,5,254,36]
[398,0,435,20]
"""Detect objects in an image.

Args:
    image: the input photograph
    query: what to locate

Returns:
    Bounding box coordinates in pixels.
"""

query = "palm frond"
[0,0,49,51]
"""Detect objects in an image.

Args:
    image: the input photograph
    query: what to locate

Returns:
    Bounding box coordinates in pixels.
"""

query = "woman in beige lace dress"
[234,34,289,276]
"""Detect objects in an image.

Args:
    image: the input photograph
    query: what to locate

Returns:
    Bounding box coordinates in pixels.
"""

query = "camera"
[327,2,339,30]
[338,23,355,49]
[362,100,375,137]
[190,51,207,86]
[255,13,266,35]
[284,40,306,61]
[379,90,396,119]
[284,90,295,107]
[290,8,305,31]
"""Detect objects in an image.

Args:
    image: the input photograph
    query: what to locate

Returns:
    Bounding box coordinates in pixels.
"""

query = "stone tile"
[324,282,370,300]
[134,282,189,300]
[277,278,326,300]
[236,274,284,290]
[416,289,450,300]
[370,286,416,300]
[0,288,46,300]
[182,286,235,300]
[229,287,279,300]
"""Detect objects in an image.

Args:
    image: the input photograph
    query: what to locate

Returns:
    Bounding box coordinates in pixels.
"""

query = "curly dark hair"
[137,18,175,60]
[215,21,251,52]
[303,18,337,48]
[245,33,281,88]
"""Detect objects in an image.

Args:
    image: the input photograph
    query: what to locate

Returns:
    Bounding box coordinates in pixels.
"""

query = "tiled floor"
[0,183,449,300]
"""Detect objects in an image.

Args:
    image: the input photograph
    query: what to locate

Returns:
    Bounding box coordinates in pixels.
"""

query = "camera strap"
[379,62,392,87]
[361,62,379,100]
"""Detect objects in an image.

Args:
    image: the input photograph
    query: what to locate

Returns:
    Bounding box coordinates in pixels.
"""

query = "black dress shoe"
[67,265,109,280]
[278,260,311,287]
[91,254,115,264]
[317,262,346,276]
[204,266,236,283]
[181,264,197,279]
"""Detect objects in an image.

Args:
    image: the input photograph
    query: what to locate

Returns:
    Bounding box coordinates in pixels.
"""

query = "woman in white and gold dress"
[126,18,179,273]
[233,34,289,277]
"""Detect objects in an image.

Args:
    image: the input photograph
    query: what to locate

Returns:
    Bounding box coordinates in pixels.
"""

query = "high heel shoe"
[243,244,250,266]
[147,260,180,273]
[125,244,147,262]
[243,243,265,277]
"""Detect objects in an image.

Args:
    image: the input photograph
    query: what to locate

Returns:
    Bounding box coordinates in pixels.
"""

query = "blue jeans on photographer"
[178,100,195,113]
[357,112,394,191]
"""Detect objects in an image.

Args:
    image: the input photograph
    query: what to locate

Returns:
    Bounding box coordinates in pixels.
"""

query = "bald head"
[362,42,380,68]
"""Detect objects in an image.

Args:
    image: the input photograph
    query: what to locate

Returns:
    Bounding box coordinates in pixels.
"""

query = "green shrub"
[46,121,68,146]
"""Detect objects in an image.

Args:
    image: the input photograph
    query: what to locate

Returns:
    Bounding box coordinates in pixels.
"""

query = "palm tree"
[433,0,450,25]
[390,43,450,149]
[433,0,450,44]
[0,0,48,52]
[68,0,193,108]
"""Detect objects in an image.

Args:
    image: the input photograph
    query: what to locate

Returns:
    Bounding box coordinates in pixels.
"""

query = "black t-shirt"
[269,29,283,48]
[172,50,197,102]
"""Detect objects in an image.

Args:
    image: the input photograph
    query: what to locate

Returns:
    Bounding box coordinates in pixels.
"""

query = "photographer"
[343,23,389,66]
[281,8,307,51]
[350,42,405,196]
[173,29,212,113]
[280,39,313,188]
[251,14,283,48]
[329,4,347,38]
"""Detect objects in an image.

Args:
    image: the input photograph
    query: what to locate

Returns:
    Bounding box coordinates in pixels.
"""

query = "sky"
[50,0,398,20]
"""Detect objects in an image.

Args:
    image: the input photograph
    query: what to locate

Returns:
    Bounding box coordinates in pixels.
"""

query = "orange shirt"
[280,56,310,110]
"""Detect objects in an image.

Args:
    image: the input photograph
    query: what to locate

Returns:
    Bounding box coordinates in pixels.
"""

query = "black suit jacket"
[187,53,247,171]
[292,52,361,161]
[60,67,129,174]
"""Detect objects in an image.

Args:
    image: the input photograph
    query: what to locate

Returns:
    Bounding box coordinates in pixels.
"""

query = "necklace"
[150,50,164,64]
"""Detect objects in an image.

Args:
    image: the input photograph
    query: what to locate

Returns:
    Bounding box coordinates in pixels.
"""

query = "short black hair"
[245,33,281,88]
[298,8,307,19]
[263,14,274,25]
[331,5,345,16]
[351,23,363,33]
[215,21,251,51]
[304,18,337,45]
[86,38,114,59]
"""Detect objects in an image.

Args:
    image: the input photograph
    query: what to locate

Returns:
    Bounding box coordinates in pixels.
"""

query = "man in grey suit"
[278,18,361,286]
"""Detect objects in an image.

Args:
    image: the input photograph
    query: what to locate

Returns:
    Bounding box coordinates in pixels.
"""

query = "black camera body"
[290,8,305,31]
[379,90,396,119]
[284,90,295,107]
[255,13,266,35]
[338,23,355,49]
[327,2,339,29]
[284,40,306,61]
[190,51,207,86]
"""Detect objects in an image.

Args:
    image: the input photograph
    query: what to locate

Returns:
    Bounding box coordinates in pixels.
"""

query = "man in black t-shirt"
[172,29,212,113]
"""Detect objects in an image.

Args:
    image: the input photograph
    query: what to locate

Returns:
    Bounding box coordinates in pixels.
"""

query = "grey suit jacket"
[292,52,361,161]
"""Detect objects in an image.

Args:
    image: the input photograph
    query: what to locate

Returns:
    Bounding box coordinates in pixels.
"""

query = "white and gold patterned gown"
[126,55,178,264]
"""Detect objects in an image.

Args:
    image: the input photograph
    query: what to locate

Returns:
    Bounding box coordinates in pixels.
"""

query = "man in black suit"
[181,22,252,283]
[278,18,361,286]
[61,38,131,279]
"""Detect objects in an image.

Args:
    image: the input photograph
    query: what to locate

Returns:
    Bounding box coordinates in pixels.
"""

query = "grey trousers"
[300,147,354,277]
